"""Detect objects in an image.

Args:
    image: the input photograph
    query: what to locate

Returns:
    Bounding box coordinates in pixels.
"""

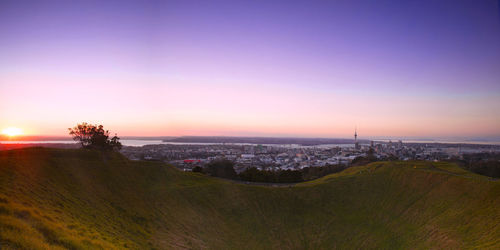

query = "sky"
[1,0,500,139]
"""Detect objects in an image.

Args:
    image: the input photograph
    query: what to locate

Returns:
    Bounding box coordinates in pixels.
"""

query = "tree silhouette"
[205,159,237,179]
[68,123,122,150]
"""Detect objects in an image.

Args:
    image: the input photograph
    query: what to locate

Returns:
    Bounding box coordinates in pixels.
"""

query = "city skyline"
[1,0,500,138]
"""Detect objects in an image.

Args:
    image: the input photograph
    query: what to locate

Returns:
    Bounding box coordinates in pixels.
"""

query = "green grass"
[0,148,498,249]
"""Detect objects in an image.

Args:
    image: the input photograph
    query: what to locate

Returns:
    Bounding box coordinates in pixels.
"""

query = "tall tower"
[354,127,360,150]
[354,127,357,142]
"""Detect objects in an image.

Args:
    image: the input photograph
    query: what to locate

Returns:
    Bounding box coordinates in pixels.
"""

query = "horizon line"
[2,134,500,141]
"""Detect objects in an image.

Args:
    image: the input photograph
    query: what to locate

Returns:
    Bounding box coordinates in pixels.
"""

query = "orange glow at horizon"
[1,127,23,137]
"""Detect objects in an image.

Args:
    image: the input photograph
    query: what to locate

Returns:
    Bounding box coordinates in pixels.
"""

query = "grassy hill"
[0,148,498,249]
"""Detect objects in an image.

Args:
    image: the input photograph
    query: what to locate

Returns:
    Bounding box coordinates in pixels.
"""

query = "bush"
[192,166,203,173]
[205,159,237,179]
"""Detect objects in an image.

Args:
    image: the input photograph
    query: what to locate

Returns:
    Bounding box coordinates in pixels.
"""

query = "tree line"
[193,159,347,183]
[453,153,500,178]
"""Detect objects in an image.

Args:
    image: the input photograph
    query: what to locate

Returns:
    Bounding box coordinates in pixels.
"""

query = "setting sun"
[1,127,23,137]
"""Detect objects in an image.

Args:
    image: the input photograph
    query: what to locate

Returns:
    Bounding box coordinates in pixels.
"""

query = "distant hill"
[163,136,369,145]
[0,148,498,249]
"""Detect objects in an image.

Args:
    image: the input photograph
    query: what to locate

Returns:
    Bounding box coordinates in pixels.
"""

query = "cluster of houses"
[120,141,500,172]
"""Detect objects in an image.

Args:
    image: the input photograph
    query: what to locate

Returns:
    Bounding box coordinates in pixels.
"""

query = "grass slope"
[0,148,498,249]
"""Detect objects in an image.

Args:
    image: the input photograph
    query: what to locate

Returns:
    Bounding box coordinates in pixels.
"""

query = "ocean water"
[0,140,164,147]
[373,139,500,145]
[0,140,357,148]
[2,139,499,147]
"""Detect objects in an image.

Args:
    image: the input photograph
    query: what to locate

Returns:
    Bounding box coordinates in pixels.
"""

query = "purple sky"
[1,0,499,138]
